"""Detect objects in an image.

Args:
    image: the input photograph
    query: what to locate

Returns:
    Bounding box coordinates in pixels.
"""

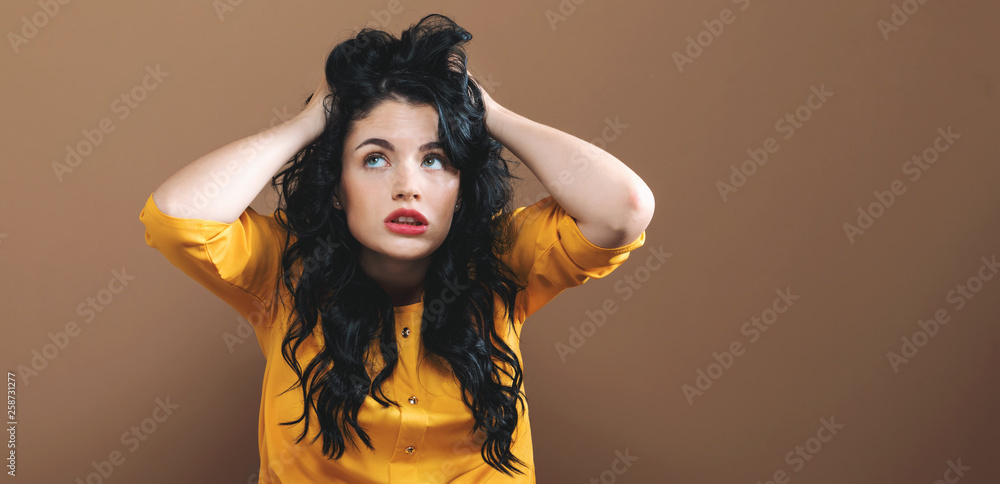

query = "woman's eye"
[363,154,388,167]
[423,155,446,169]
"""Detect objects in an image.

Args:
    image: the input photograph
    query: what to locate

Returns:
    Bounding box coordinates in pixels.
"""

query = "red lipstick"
[384,208,429,235]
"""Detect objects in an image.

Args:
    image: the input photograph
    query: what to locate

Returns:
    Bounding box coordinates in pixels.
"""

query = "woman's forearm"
[485,103,654,248]
[151,113,321,224]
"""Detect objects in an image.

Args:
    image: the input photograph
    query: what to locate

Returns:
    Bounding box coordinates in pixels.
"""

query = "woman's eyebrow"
[354,138,444,152]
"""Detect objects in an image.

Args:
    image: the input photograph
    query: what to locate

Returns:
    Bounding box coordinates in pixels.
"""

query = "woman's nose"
[392,161,420,201]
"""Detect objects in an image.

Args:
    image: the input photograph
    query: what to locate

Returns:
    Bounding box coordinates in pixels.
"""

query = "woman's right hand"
[295,76,333,140]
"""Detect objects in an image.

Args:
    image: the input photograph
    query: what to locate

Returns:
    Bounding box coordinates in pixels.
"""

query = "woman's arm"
[474,78,655,249]
[151,78,330,224]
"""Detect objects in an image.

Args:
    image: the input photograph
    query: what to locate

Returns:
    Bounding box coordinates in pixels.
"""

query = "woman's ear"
[333,184,343,209]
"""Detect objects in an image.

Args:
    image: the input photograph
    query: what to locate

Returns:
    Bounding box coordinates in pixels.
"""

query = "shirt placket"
[388,310,428,482]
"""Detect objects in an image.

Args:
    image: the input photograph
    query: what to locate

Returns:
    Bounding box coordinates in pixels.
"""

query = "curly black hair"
[265,13,530,476]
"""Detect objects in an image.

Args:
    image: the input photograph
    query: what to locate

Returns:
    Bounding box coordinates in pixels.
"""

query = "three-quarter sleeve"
[138,192,285,327]
[501,195,646,320]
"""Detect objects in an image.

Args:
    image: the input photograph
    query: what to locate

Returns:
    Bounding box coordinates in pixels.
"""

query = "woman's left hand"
[466,69,502,133]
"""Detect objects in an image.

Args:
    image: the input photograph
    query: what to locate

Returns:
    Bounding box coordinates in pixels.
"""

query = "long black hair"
[265,13,529,476]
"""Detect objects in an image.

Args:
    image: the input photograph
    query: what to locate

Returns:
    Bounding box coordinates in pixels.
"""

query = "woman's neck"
[359,249,430,307]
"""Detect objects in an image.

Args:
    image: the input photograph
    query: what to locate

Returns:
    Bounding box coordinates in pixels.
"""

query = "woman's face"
[336,99,462,268]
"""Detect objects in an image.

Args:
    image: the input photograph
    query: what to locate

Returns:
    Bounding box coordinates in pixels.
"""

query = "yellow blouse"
[139,192,645,483]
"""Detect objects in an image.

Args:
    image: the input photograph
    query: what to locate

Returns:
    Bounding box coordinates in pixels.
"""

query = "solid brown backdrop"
[2,1,998,482]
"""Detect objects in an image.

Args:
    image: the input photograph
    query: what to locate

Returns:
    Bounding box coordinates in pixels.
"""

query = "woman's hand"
[467,71,495,109]
[466,70,503,136]
[295,76,332,140]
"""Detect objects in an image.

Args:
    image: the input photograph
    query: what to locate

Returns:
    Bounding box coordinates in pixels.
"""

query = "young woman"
[139,13,653,483]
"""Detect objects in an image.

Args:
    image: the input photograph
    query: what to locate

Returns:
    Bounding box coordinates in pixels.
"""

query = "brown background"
[2,1,998,482]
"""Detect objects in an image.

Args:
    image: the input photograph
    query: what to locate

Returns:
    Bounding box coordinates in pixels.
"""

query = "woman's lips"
[385,209,428,223]
[385,220,429,235]
[384,207,429,235]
